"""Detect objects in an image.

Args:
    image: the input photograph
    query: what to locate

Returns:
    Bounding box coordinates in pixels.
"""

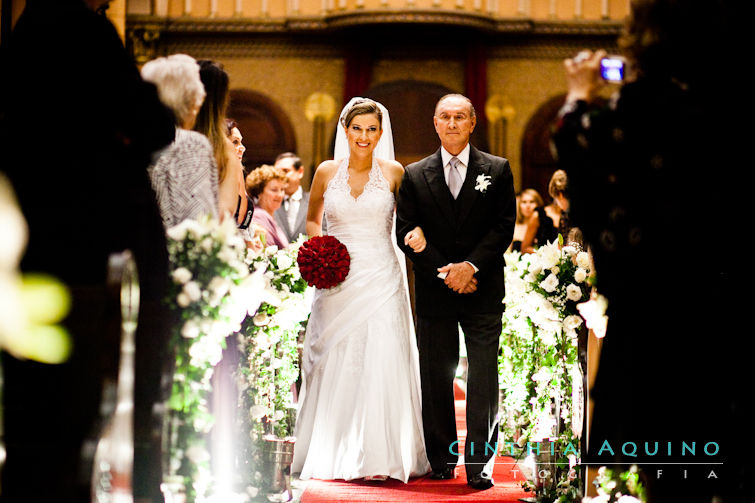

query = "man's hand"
[438,262,476,294]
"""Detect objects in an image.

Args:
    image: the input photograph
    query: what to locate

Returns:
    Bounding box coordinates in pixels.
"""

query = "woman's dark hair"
[195,60,231,182]
[340,98,382,129]
[224,118,238,136]
[620,0,728,88]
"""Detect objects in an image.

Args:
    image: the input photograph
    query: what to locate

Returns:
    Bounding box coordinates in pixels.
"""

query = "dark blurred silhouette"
[0,0,175,501]
[553,1,745,501]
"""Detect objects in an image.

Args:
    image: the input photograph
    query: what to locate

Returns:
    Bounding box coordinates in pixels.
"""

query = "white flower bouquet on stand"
[499,237,594,502]
[164,216,261,502]
[236,238,311,498]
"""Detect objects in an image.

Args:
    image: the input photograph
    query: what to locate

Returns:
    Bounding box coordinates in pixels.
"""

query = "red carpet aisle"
[300,381,529,503]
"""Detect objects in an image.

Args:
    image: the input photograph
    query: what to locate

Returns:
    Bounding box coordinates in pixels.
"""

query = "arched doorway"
[520,93,566,202]
[359,80,452,166]
[228,90,296,173]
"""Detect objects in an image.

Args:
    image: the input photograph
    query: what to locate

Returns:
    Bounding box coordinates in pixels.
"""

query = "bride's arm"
[305,160,337,238]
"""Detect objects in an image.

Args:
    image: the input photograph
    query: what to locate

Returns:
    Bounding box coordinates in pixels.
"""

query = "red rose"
[296,236,350,289]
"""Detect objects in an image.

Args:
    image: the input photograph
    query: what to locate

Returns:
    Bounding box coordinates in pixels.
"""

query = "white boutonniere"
[475,174,492,193]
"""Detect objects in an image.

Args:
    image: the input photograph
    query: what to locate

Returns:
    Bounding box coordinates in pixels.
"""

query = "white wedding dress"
[292,157,431,482]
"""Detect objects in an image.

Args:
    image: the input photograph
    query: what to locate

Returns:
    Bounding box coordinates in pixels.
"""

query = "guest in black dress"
[552,0,744,501]
[520,170,567,253]
[509,188,542,253]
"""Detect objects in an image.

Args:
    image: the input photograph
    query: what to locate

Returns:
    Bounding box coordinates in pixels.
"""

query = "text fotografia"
[448,440,721,459]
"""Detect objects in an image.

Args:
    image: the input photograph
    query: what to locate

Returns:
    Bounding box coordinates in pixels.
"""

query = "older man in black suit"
[396,94,516,490]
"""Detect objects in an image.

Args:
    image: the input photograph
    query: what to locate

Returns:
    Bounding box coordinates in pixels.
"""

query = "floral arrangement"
[164,216,262,502]
[583,465,646,503]
[296,235,350,289]
[237,239,311,496]
[499,236,593,502]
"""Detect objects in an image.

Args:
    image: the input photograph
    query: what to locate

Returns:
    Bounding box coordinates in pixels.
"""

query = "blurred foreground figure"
[0,1,175,501]
[553,1,745,501]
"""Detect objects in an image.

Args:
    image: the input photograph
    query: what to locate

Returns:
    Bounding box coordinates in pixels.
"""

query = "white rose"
[183,281,202,302]
[214,216,239,243]
[183,219,207,239]
[538,327,557,347]
[566,284,583,301]
[273,409,285,421]
[171,267,192,284]
[181,320,200,338]
[563,314,583,331]
[254,332,271,351]
[562,245,577,257]
[176,292,191,307]
[577,294,609,339]
[276,252,293,270]
[185,446,210,463]
[207,276,230,306]
[538,244,561,270]
[574,267,587,283]
[582,497,611,503]
[201,237,214,253]
[504,251,521,267]
[540,273,559,293]
[217,248,237,265]
[253,312,270,326]
[550,266,560,275]
[166,221,189,241]
[249,405,267,420]
[576,251,591,270]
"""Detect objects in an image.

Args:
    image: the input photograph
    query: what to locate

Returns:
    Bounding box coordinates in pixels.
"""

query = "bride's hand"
[404,226,426,253]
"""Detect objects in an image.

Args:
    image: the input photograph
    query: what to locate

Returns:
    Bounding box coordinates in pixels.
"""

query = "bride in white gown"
[292,98,431,482]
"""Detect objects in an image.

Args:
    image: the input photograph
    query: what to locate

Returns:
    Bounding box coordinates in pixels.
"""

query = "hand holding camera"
[564,49,626,104]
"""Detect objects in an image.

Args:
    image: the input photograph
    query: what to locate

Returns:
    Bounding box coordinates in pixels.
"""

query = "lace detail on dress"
[325,156,390,200]
[322,157,395,244]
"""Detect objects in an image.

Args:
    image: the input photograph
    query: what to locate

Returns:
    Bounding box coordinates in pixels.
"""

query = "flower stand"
[262,435,296,502]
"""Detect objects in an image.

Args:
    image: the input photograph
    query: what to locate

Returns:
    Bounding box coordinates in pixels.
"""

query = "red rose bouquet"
[296,235,350,289]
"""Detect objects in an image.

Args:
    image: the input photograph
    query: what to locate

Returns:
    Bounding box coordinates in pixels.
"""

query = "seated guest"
[246,164,290,249]
[141,54,218,228]
[509,188,543,252]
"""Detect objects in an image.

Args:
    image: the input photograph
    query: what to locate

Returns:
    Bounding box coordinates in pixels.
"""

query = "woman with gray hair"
[141,53,218,228]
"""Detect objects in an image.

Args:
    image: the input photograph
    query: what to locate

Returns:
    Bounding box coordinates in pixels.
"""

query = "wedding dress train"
[292,157,430,482]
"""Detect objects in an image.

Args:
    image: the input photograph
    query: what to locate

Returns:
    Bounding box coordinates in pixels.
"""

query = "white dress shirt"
[285,186,302,233]
[440,143,471,187]
[436,143,478,276]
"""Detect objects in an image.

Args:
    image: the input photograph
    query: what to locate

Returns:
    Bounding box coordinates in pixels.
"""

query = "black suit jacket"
[396,146,516,316]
